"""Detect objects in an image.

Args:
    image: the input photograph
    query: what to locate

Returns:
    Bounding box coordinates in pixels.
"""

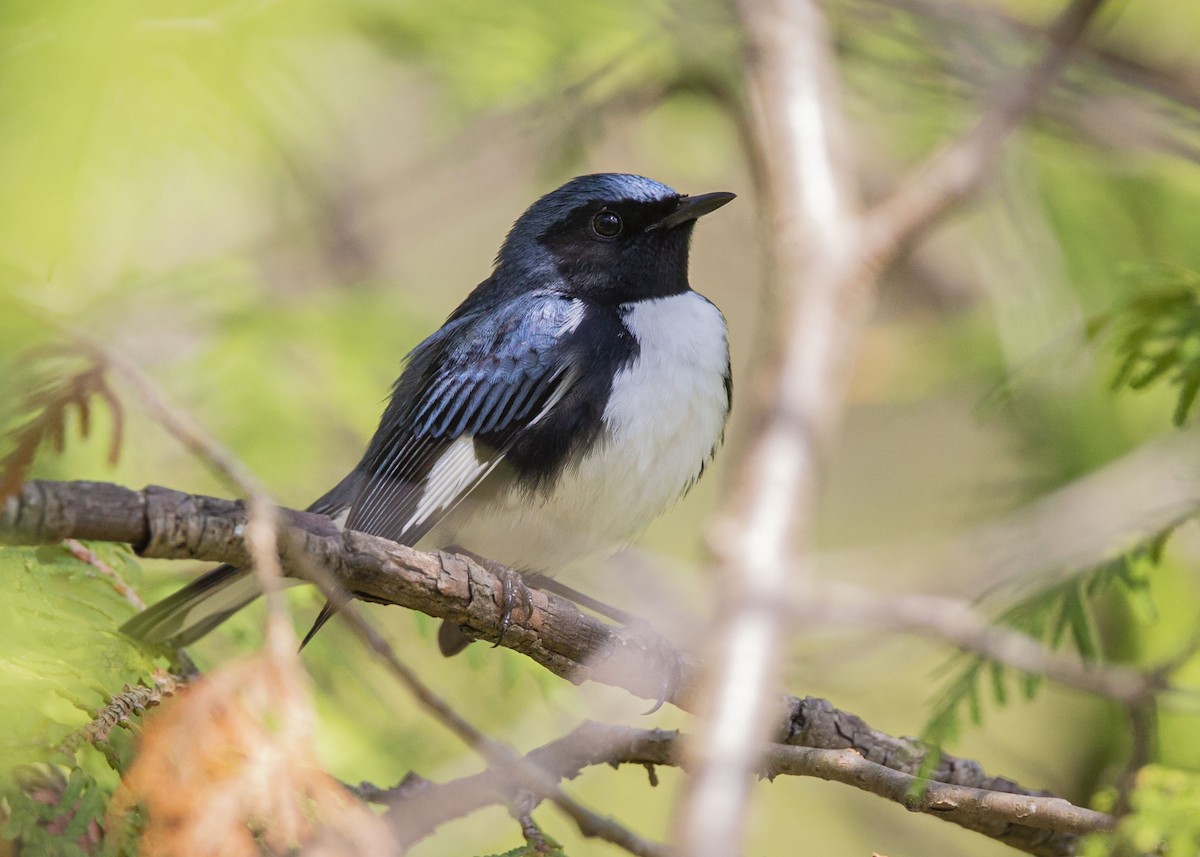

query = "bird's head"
[494,173,735,304]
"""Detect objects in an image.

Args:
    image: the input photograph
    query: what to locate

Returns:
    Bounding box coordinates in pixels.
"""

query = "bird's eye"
[591,209,622,239]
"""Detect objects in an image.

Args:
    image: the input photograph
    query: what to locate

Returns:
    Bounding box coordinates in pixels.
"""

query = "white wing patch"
[401,364,580,534]
[404,436,491,533]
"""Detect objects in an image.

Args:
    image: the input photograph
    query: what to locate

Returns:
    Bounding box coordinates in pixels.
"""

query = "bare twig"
[375,721,1112,854]
[40,327,294,656]
[764,742,1111,843]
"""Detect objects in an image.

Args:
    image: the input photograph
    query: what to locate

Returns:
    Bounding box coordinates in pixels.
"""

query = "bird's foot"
[443,545,535,649]
[511,792,554,854]
[619,617,683,714]
[492,564,535,648]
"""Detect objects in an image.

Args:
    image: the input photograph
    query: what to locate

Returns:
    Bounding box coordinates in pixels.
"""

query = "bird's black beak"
[647,191,736,231]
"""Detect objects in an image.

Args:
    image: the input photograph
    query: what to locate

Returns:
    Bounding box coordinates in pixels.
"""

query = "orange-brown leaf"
[110,654,398,857]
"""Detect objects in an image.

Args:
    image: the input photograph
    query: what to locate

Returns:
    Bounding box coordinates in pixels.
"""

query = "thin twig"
[63,538,145,610]
[792,581,1157,703]
[45,323,293,655]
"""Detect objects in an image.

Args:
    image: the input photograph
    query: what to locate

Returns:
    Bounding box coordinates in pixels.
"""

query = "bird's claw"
[494,565,534,648]
[619,618,682,714]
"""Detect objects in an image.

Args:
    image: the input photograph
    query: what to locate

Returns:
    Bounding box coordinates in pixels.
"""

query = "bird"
[121,173,734,655]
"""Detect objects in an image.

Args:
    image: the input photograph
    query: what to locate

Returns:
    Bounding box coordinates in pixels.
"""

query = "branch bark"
[1,478,1106,856]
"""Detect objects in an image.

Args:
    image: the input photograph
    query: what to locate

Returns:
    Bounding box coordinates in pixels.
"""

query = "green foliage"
[0,543,157,769]
[477,836,566,857]
[0,0,354,286]
[0,543,157,851]
[1092,265,1200,426]
[1,766,108,857]
[1083,766,1200,857]
[360,0,682,113]
[923,531,1167,747]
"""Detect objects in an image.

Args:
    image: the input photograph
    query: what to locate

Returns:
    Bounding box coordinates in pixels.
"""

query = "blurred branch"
[678,0,863,850]
[679,1,1107,854]
[375,722,681,850]
[791,581,1157,703]
[70,334,294,655]
[861,0,1108,265]
[62,538,145,610]
[869,0,1200,116]
[376,720,1111,855]
[817,428,1200,602]
[4,319,297,655]
[1,478,1107,856]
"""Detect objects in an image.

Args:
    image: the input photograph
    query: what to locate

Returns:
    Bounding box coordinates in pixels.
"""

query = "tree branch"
[1,478,1106,856]
[373,721,1112,855]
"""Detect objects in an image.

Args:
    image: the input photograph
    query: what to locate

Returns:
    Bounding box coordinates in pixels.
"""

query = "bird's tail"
[120,564,262,648]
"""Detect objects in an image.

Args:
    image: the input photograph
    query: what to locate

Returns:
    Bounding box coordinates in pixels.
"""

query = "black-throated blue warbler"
[122,173,734,654]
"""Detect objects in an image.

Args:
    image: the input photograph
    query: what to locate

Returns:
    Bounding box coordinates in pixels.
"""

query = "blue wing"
[343,291,584,545]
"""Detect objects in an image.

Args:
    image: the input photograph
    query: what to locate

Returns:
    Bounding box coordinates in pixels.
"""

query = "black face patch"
[536,196,694,304]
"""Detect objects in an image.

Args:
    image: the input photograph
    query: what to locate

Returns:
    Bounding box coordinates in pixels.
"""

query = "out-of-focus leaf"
[110,651,398,857]
[1094,265,1200,426]
[1082,766,1200,857]
[0,544,156,773]
[923,524,1175,743]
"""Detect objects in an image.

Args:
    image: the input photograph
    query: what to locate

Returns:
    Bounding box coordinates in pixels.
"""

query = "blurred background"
[3,0,1200,854]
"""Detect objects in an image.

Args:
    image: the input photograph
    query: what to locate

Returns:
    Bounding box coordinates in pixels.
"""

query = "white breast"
[426,291,730,574]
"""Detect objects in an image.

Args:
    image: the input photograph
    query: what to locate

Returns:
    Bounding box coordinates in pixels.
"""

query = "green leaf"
[477,837,568,857]
[1062,585,1098,662]
[988,661,1008,707]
